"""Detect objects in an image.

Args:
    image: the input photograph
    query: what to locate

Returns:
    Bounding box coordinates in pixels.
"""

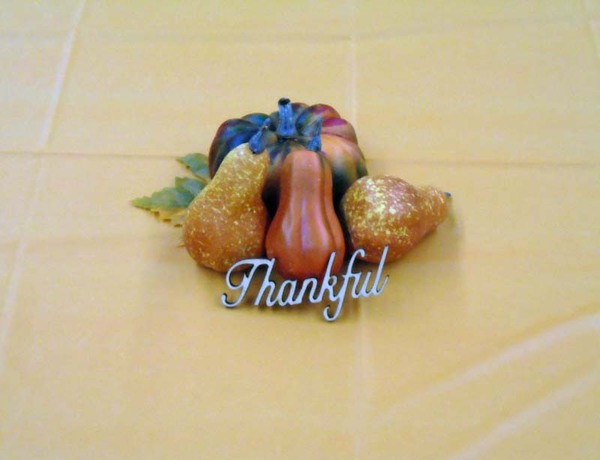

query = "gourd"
[265,141,345,280]
[208,98,367,213]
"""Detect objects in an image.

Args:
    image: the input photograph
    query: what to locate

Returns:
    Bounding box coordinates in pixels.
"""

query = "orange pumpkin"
[265,149,345,280]
[208,98,367,214]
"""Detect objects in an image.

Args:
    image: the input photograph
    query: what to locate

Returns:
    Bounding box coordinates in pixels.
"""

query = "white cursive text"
[221,247,389,321]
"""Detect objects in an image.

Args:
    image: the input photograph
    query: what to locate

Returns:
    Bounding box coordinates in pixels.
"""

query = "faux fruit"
[340,176,451,264]
[182,127,271,272]
[266,143,345,280]
[208,98,367,213]
[135,98,453,287]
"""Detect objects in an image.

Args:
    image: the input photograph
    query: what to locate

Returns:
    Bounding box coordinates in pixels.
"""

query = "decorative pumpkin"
[265,145,345,280]
[208,98,367,213]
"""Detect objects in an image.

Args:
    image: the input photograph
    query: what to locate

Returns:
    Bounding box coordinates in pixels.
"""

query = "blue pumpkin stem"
[249,119,272,153]
[276,97,296,138]
[307,118,322,152]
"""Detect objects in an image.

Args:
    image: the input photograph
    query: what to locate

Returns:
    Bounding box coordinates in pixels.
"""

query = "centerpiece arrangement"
[133,98,450,319]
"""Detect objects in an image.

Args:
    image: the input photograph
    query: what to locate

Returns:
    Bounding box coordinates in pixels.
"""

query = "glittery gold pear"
[340,176,451,264]
[182,144,270,272]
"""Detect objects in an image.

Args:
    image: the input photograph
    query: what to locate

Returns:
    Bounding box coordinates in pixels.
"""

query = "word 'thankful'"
[222,247,389,321]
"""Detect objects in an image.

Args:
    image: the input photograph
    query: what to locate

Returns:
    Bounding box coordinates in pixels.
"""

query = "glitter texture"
[182,144,270,272]
[341,175,450,263]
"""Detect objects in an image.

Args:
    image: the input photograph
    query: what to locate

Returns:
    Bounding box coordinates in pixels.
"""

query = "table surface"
[1,1,599,458]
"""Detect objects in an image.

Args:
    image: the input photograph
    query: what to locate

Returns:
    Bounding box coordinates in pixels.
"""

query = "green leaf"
[131,176,205,226]
[178,153,210,182]
[175,176,204,196]
[132,186,192,210]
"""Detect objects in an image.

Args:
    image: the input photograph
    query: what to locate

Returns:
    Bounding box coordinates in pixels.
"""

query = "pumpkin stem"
[249,119,272,153]
[276,97,296,138]
[307,118,322,152]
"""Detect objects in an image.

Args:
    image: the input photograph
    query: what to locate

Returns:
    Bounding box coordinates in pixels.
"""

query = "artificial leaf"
[131,176,205,226]
[175,176,204,197]
[178,153,210,182]
[131,186,191,210]
[155,208,188,227]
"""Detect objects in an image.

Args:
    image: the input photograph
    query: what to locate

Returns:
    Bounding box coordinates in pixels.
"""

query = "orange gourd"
[266,149,345,280]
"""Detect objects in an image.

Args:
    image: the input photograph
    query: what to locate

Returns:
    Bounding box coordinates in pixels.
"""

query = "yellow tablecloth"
[1,1,599,458]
